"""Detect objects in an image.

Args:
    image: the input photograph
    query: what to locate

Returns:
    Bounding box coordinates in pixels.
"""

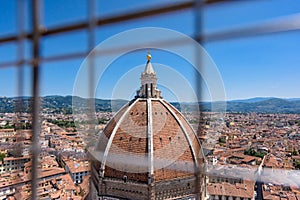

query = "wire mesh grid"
[0,0,300,199]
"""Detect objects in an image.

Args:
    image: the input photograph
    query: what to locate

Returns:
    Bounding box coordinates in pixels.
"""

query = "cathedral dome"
[90,53,206,200]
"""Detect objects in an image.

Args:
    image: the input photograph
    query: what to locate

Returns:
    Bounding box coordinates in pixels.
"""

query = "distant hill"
[169,98,300,114]
[0,96,300,114]
[0,96,128,114]
[230,97,274,103]
[225,98,300,114]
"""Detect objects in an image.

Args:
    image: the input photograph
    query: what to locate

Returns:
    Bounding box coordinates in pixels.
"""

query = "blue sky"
[0,0,300,102]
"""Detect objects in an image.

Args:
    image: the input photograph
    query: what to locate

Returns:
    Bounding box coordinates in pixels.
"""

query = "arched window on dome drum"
[145,83,148,98]
[151,83,153,97]
[123,175,127,183]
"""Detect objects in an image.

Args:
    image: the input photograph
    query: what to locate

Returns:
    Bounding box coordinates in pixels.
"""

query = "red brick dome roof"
[94,98,204,183]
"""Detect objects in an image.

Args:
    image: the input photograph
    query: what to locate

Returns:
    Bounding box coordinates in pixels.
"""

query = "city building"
[207,181,255,200]
[64,159,90,184]
[90,53,206,199]
[0,156,30,174]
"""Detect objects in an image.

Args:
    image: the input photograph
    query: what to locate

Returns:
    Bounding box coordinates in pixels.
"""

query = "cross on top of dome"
[147,51,151,61]
[143,51,155,74]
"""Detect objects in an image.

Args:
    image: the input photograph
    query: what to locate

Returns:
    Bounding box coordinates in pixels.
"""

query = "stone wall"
[100,178,149,199]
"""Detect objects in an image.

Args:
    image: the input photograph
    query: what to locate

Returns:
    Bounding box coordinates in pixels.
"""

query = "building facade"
[0,156,30,174]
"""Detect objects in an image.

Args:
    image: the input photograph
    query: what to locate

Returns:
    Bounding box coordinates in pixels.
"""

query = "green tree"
[244,147,266,159]
[98,118,108,124]
[218,137,226,144]
[294,160,300,169]
[0,153,6,162]
[292,148,298,156]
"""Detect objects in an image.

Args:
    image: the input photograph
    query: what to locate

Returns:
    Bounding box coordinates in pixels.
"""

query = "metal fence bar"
[0,0,232,44]
[16,0,25,99]
[30,0,41,199]
[12,0,26,167]
[201,13,300,42]
[86,0,97,147]
[194,0,205,198]
[87,7,98,198]
[1,12,300,69]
